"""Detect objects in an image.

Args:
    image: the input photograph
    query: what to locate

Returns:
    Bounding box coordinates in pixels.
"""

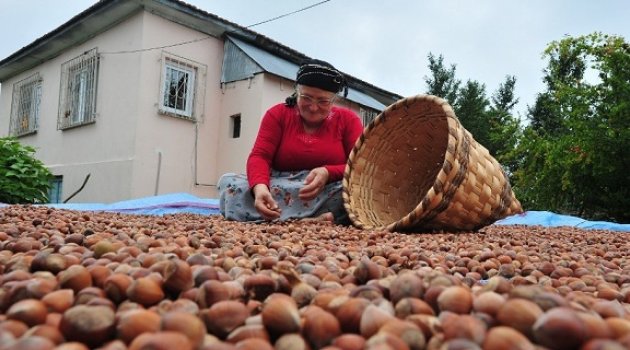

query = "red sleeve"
[324,111,364,182]
[246,107,283,188]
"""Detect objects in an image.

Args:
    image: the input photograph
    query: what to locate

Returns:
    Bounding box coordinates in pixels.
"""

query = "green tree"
[424,53,460,104]
[0,137,52,204]
[487,76,521,172]
[513,33,630,222]
[454,80,491,149]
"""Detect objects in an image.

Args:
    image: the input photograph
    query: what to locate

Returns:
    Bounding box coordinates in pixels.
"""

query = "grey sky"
[1,0,629,118]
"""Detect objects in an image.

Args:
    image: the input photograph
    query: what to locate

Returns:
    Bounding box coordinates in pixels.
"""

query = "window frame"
[9,73,42,136]
[159,55,201,120]
[58,48,99,130]
[359,106,379,126]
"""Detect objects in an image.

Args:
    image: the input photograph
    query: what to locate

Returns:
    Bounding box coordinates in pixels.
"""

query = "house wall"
[0,9,371,204]
[0,11,146,203]
[216,74,296,178]
[129,12,225,199]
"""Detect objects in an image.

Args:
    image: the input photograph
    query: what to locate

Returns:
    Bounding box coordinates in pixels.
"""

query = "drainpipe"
[154,150,162,196]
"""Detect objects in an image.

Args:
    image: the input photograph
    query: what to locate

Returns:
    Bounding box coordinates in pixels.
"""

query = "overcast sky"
[1,0,629,118]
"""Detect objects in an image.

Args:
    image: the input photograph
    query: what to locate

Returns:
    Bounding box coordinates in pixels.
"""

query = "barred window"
[9,73,42,136]
[58,48,99,129]
[359,107,379,126]
[159,53,206,121]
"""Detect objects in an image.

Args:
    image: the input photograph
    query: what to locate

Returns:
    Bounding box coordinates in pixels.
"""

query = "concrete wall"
[0,12,146,203]
[128,12,225,200]
[0,10,369,203]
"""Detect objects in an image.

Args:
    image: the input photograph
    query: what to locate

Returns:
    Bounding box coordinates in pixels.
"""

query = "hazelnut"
[126,276,165,307]
[496,298,543,339]
[274,333,311,350]
[395,297,435,319]
[482,326,535,350]
[22,324,65,345]
[6,298,48,327]
[378,318,426,350]
[532,307,587,350]
[226,324,270,344]
[1,335,56,350]
[60,305,115,348]
[302,305,341,349]
[260,293,300,336]
[335,297,370,334]
[472,291,505,317]
[234,337,275,350]
[103,273,133,304]
[199,300,250,339]
[58,265,93,293]
[197,280,231,308]
[128,331,193,350]
[441,314,486,345]
[0,319,29,338]
[332,334,366,350]
[437,286,473,314]
[116,308,161,344]
[161,311,206,348]
[388,272,425,305]
[360,304,395,339]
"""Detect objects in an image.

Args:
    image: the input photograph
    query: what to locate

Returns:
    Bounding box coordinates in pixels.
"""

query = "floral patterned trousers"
[217,170,349,225]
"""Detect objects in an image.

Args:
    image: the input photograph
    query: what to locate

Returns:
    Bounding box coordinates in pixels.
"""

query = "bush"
[0,137,52,204]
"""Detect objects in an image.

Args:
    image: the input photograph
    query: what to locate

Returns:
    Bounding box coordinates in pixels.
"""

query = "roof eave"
[0,0,144,81]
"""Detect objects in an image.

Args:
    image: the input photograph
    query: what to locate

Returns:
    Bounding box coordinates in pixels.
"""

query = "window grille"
[359,107,379,126]
[58,48,99,130]
[160,54,199,120]
[9,73,42,136]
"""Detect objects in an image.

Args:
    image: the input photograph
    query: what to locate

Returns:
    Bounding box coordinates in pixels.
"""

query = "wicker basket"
[342,94,522,232]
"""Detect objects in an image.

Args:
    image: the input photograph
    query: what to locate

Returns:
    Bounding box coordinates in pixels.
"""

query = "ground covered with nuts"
[0,205,629,350]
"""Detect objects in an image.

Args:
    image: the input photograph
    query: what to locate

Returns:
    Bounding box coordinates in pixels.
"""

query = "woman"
[218,59,363,224]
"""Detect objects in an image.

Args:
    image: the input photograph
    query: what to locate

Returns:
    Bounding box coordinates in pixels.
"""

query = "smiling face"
[296,84,336,126]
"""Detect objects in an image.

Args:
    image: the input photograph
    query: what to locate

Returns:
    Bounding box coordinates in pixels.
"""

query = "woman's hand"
[253,184,281,220]
[299,167,329,201]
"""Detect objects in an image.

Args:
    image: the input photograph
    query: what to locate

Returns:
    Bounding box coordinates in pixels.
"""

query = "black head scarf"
[285,59,348,106]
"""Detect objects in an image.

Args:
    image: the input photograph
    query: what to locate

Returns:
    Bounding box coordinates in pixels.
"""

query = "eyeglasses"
[298,93,335,108]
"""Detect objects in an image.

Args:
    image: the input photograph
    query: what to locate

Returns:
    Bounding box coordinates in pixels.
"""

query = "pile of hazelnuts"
[0,205,629,350]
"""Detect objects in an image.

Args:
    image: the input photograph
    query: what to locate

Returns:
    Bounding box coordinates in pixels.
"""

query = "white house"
[0,0,401,203]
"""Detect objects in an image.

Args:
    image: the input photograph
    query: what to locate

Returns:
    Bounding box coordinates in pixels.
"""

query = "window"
[359,107,379,126]
[9,73,42,136]
[230,114,241,138]
[58,48,99,129]
[48,176,63,204]
[159,54,206,120]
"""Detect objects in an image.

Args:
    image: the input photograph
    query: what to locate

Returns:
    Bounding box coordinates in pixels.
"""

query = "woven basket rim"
[343,94,522,231]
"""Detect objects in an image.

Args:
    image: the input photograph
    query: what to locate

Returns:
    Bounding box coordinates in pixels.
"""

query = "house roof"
[226,36,387,110]
[0,0,402,106]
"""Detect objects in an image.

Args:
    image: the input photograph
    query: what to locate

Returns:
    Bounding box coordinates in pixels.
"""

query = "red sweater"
[247,103,364,188]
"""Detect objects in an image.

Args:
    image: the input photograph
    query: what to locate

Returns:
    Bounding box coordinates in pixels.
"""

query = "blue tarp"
[1,193,628,232]
[494,210,629,232]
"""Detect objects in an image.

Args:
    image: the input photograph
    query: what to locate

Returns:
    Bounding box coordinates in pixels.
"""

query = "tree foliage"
[424,53,460,104]
[0,137,52,204]
[423,54,521,170]
[512,33,630,222]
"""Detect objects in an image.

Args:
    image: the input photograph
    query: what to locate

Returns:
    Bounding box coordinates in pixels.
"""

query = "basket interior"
[347,101,450,228]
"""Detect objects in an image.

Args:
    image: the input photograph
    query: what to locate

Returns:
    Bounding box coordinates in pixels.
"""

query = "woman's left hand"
[299,167,329,201]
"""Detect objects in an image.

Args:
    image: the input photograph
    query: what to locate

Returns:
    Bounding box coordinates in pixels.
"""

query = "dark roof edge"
[0,0,402,102]
[0,0,114,67]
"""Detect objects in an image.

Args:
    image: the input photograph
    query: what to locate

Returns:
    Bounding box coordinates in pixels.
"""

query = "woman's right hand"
[252,184,281,220]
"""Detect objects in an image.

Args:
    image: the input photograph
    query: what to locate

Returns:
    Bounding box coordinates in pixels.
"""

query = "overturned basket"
[342,94,522,232]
